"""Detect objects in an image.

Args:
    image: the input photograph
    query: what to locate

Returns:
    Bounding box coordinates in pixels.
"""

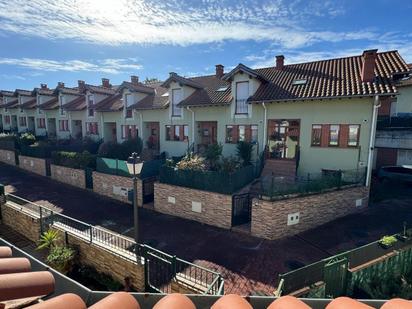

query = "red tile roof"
[21,98,37,109]
[94,93,123,112]
[33,88,54,96]
[118,81,155,94]
[132,82,169,110]
[1,99,19,109]
[14,89,33,96]
[161,73,204,89]
[63,96,86,111]
[38,97,58,110]
[248,50,409,104]
[84,84,117,95]
[0,91,15,97]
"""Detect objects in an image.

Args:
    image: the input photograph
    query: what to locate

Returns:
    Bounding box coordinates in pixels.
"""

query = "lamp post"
[126,152,144,245]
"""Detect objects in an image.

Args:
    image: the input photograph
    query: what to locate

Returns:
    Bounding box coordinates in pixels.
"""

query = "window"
[37,118,46,129]
[121,125,138,139]
[4,115,10,124]
[225,125,234,143]
[172,88,182,117]
[235,82,249,114]
[225,125,258,144]
[19,116,27,127]
[87,94,94,117]
[348,125,360,147]
[292,79,307,85]
[216,86,228,92]
[165,125,188,141]
[86,122,98,135]
[329,125,340,146]
[311,125,322,146]
[125,94,133,118]
[59,96,66,116]
[59,120,69,131]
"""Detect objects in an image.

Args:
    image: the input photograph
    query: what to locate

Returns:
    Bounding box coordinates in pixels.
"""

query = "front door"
[200,121,217,145]
[267,119,300,159]
[147,122,160,150]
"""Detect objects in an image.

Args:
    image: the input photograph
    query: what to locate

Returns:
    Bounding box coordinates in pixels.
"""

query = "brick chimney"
[40,83,48,89]
[276,55,285,70]
[361,49,378,83]
[102,78,110,88]
[131,76,139,85]
[78,80,86,92]
[215,64,224,78]
[57,82,65,88]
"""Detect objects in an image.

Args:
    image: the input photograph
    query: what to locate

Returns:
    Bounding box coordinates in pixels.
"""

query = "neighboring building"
[0,90,19,133]
[0,49,410,177]
[375,68,412,168]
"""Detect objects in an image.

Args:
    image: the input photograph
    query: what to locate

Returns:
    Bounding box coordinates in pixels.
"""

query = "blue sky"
[0,0,411,90]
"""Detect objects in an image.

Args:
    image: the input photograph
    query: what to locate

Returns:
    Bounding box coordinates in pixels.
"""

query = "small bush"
[176,153,206,171]
[46,246,76,274]
[37,230,60,251]
[18,133,36,146]
[98,138,143,160]
[52,151,96,169]
[236,141,254,166]
[205,143,223,171]
[0,133,17,141]
[219,156,241,173]
[97,141,122,159]
[379,235,398,247]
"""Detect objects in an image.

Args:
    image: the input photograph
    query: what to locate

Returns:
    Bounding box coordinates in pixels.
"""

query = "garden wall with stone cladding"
[251,185,370,240]
[92,171,143,206]
[50,164,86,189]
[154,183,232,229]
[0,149,16,165]
[18,155,46,176]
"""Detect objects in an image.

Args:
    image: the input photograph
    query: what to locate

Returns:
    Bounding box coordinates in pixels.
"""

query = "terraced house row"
[0,49,411,177]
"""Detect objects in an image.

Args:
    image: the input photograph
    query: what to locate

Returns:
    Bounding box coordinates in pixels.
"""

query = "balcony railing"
[235,99,248,114]
[377,115,412,129]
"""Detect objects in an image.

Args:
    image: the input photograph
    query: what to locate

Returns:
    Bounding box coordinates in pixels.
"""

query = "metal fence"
[3,192,224,295]
[159,164,257,195]
[96,157,163,179]
[0,140,16,151]
[260,168,366,200]
[278,229,412,296]
[377,115,412,129]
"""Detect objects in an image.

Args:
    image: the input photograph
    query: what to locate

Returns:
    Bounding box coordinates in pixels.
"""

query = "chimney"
[131,76,139,85]
[361,49,378,83]
[215,64,224,78]
[102,78,110,88]
[276,55,285,70]
[40,84,48,89]
[78,80,86,92]
[57,82,65,88]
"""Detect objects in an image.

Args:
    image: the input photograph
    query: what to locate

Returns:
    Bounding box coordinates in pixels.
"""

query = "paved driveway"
[1,162,411,295]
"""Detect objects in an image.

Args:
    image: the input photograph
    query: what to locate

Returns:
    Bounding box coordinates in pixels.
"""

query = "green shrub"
[46,246,76,274]
[97,141,122,159]
[18,133,36,146]
[52,151,96,169]
[0,133,17,141]
[205,143,223,171]
[119,137,143,160]
[236,141,254,166]
[37,230,60,252]
[379,235,398,247]
[176,153,206,171]
[219,156,241,173]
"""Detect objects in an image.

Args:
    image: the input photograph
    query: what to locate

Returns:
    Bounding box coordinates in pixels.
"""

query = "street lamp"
[126,152,144,244]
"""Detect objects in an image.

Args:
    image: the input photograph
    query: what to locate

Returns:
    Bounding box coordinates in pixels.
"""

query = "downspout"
[366,95,381,187]
[262,102,267,149]
[138,111,143,141]
[187,106,195,151]
[100,113,104,141]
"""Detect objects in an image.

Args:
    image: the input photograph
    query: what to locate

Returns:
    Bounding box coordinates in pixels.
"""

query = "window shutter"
[339,124,349,148]
[233,125,239,143]
[170,125,175,140]
[179,126,184,141]
[132,126,137,138]
[245,125,252,142]
[321,124,330,147]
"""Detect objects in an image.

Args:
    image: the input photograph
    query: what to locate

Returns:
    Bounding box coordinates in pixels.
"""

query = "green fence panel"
[96,157,131,177]
[140,159,163,179]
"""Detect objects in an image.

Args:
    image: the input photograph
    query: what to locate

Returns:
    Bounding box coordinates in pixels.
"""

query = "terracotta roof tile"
[132,82,169,110]
[64,96,86,111]
[15,89,32,96]
[55,86,80,95]
[94,93,123,112]
[84,84,117,95]
[1,99,19,108]
[38,97,58,110]
[248,50,409,103]
[118,81,155,94]
[161,73,204,89]
[33,88,54,96]
[0,90,15,97]
[21,98,37,109]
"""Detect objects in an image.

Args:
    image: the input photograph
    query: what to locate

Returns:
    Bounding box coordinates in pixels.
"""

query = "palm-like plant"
[37,230,60,251]
[236,141,254,166]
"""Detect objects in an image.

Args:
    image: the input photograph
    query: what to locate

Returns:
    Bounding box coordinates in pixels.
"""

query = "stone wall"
[0,203,40,242]
[51,165,86,189]
[251,186,370,240]
[0,150,16,165]
[154,183,232,229]
[19,155,46,176]
[92,172,142,206]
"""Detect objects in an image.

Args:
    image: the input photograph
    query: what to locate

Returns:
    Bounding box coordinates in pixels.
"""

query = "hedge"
[51,151,96,169]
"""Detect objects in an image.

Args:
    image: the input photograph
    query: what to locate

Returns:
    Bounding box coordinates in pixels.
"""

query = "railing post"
[39,207,43,235]
[89,224,93,243]
[172,255,177,277]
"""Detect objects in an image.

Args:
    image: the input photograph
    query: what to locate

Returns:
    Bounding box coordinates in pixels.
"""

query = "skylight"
[216,86,229,92]
[292,79,307,85]
[161,92,169,97]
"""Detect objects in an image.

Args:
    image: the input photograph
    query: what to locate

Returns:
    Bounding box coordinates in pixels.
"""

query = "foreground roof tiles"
[132,82,169,110]
[63,95,86,111]
[248,50,409,103]
[21,98,37,109]
[38,97,58,110]
[94,93,123,112]
[1,99,19,109]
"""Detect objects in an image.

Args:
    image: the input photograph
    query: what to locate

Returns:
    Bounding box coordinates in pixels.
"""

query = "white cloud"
[0,0,375,48]
[0,57,143,74]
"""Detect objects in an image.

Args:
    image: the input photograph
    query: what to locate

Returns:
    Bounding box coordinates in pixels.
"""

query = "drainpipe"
[100,113,105,141]
[366,95,381,187]
[187,106,195,151]
[139,112,143,141]
[262,102,267,149]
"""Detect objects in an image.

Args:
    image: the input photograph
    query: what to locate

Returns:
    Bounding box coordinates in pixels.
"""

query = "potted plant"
[379,235,398,249]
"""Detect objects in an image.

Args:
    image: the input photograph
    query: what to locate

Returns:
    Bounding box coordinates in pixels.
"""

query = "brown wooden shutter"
[179,125,184,141]
[321,124,330,147]
[339,124,349,148]
[232,125,239,143]
[245,125,252,143]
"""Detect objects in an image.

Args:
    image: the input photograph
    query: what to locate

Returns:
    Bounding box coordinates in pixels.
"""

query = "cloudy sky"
[0,0,411,90]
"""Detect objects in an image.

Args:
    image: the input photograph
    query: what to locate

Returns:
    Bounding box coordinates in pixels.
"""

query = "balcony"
[377,115,412,130]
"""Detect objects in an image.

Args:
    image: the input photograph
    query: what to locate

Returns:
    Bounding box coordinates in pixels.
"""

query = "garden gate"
[45,158,51,176]
[85,167,93,189]
[142,177,156,204]
[232,193,253,226]
[324,257,348,297]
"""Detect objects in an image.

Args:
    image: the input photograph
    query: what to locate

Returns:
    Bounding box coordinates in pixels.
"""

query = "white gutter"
[365,95,381,187]
[100,113,104,140]
[186,106,195,147]
[139,112,143,140]
[262,102,267,147]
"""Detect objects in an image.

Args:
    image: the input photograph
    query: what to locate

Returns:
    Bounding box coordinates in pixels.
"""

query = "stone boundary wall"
[19,155,46,176]
[154,183,232,229]
[51,164,86,189]
[0,150,16,165]
[0,203,40,243]
[251,186,370,240]
[92,172,142,206]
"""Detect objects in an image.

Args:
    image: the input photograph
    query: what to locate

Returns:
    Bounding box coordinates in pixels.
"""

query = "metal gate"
[232,193,253,226]
[142,177,156,204]
[324,257,349,297]
[45,158,51,176]
[85,167,93,189]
